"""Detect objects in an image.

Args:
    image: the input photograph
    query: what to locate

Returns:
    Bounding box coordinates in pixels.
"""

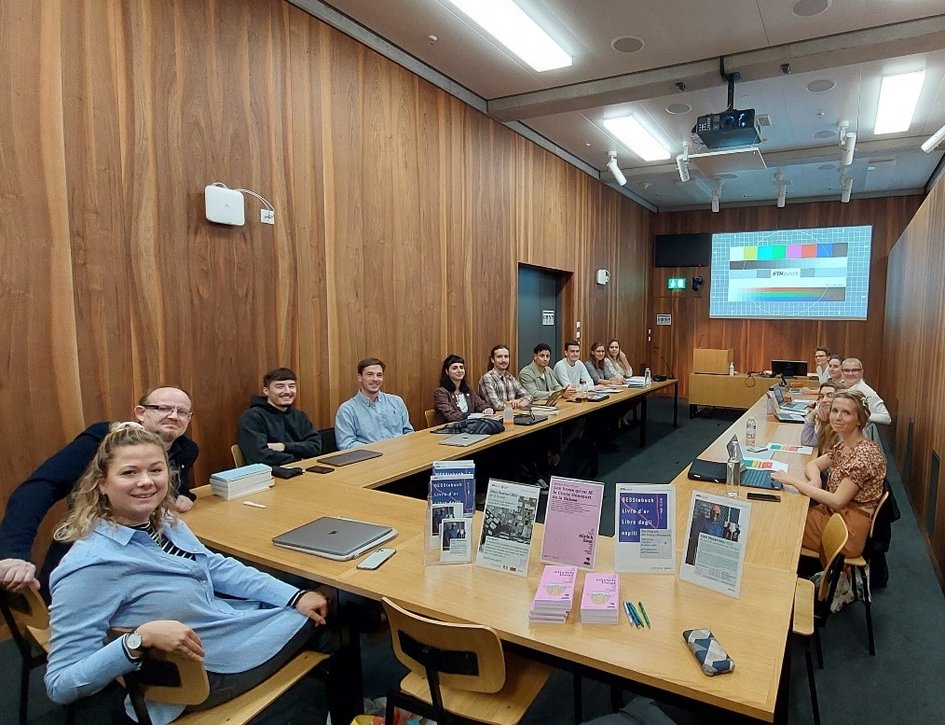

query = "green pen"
[638,601,651,629]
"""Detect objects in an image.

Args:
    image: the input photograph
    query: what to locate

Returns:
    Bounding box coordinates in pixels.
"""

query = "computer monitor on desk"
[771,359,808,378]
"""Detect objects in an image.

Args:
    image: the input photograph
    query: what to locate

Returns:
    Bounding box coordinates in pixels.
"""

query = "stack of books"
[210,463,273,499]
[580,572,620,624]
[529,405,560,416]
[529,565,576,623]
[626,375,647,387]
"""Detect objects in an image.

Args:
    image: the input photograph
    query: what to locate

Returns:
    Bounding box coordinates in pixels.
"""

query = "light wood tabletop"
[183,389,811,722]
[291,379,678,490]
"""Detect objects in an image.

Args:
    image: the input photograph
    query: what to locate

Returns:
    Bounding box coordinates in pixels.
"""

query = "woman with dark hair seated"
[45,423,340,724]
[772,390,885,558]
[586,341,625,385]
[433,354,494,424]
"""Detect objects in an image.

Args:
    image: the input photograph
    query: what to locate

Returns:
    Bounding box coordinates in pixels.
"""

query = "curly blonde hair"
[54,422,179,542]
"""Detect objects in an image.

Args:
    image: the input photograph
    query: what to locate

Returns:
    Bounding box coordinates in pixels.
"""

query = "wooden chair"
[122,645,332,725]
[382,596,552,725]
[800,490,889,656]
[1,586,53,725]
[423,409,437,428]
[230,444,246,467]
[843,490,890,655]
[792,512,848,725]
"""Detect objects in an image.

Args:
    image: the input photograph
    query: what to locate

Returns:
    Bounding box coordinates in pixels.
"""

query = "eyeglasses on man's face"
[142,404,193,419]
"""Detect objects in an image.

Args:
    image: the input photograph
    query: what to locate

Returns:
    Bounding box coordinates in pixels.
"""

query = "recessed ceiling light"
[666,103,692,115]
[793,0,830,18]
[602,116,671,162]
[444,0,571,72]
[806,79,835,93]
[611,36,644,54]
[874,70,925,135]
[814,130,836,139]
[817,163,836,171]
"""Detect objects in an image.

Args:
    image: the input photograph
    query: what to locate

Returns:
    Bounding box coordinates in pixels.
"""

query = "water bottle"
[746,417,757,448]
[503,403,514,429]
[726,455,740,498]
[729,362,735,376]
[644,367,652,386]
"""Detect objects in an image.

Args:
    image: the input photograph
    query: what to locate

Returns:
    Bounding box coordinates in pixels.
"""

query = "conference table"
[184,387,813,722]
[296,378,678,490]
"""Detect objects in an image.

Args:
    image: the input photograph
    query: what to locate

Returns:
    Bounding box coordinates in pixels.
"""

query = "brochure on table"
[680,490,752,597]
[475,479,540,576]
[426,460,475,565]
[580,572,620,624]
[529,564,577,623]
[765,442,814,455]
[614,483,675,573]
[540,476,604,570]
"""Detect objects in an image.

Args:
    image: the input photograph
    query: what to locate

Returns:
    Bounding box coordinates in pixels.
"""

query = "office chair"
[382,596,552,725]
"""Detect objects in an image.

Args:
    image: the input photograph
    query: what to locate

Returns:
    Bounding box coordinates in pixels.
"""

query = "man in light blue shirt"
[335,357,414,449]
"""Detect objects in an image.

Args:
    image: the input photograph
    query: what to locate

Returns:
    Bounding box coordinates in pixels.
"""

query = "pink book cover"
[580,572,619,612]
[532,565,577,607]
[540,477,605,569]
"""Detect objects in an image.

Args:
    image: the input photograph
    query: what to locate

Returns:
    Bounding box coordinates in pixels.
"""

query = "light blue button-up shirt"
[45,518,309,725]
[334,390,414,449]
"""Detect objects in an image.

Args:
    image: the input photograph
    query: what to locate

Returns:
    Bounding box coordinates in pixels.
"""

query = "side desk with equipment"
[184,394,813,722]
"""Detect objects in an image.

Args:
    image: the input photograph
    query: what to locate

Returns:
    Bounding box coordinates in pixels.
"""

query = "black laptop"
[687,457,782,491]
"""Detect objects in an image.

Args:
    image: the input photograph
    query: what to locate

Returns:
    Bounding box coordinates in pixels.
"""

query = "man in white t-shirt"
[814,346,830,383]
[553,341,597,393]
[841,357,891,425]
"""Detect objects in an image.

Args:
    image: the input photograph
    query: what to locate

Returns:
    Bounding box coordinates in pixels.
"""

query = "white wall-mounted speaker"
[205,185,245,226]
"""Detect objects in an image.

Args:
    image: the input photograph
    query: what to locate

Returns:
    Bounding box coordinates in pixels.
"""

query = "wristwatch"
[124,630,143,658]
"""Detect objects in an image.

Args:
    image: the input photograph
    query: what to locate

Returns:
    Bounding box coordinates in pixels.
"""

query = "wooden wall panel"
[0,0,651,566]
[884,177,945,581]
[648,197,922,398]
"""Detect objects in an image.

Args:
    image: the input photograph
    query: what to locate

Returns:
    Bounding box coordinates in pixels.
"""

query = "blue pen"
[624,602,640,627]
[627,601,644,628]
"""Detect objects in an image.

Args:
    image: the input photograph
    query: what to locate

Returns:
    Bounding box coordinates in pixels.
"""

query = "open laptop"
[320,448,383,467]
[687,436,782,491]
[439,432,490,447]
[766,392,806,423]
[272,516,396,560]
[771,385,810,413]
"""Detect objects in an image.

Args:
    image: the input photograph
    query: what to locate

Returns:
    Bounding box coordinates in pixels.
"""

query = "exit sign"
[667,278,687,290]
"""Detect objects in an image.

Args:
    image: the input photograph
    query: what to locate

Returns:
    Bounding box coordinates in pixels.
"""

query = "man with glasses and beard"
[0,386,198,597]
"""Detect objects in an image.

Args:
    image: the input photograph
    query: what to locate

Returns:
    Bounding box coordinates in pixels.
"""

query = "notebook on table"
[320,449,383,467]
[439,433,490,447]
[272,516,396,560]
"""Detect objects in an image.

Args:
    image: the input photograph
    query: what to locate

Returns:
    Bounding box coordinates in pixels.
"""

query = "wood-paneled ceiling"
[299,0,945,211]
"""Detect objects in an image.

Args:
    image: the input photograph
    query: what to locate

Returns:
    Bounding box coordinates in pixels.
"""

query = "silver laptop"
[771,385,810,413]
[272,516,396,560]
[440,432,490,447]
[766,392,805,423]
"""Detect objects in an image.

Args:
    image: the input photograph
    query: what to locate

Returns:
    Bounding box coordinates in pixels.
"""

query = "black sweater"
[236,396,321,466]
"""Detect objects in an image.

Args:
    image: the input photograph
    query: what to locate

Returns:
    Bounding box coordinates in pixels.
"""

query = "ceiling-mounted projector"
[694,109,760,149]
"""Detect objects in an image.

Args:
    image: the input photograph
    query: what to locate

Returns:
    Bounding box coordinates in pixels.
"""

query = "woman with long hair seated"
[772,390,886,557]
[605,338,633,381]
[585,341,625,385]
[800,380,840,455]
[45,423,337,724]
[432,353,494,423]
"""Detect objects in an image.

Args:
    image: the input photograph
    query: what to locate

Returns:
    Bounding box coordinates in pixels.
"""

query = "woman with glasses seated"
[772,390,885,557]
[45,423,338,724]
[432,354,494,424]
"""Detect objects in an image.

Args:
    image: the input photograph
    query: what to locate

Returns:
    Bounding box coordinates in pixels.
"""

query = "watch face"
[126,632,142,650]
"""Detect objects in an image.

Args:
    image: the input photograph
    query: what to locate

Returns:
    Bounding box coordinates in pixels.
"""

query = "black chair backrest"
[320,427,338,454]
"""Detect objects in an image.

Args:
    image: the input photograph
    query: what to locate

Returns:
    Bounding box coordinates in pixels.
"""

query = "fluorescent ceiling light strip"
[602,116,671,162]
[874,70,925,135]
[446,0,571,72]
